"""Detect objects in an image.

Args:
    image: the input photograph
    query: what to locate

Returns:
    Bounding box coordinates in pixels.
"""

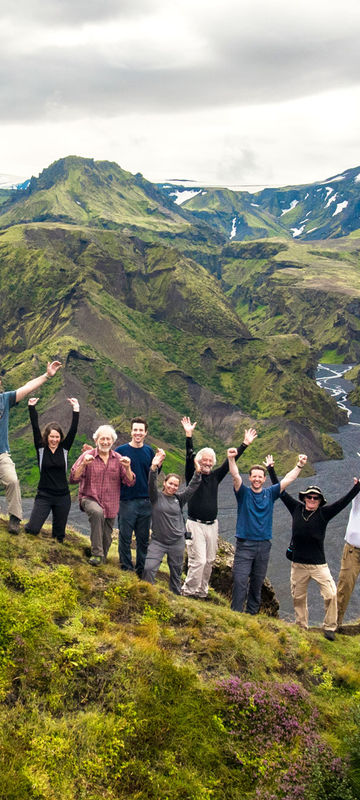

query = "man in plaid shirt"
[70,424,135,566]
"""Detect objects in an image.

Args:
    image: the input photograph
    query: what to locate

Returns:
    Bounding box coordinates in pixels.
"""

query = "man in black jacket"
[180,416,257,599]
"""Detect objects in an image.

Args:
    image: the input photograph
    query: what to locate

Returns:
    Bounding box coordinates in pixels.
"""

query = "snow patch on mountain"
[325,193,337,208]
[324,187,334,200]
[291,226,305,237]
[332,201,348,216]
[170,189,201,205]
[355,174,360,183]
[230,217,237,240]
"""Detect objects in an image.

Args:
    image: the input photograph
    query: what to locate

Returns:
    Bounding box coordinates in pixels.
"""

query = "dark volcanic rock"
[210,537,280,616]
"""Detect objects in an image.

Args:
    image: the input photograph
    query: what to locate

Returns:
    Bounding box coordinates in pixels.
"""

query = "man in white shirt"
[336,488,360,628]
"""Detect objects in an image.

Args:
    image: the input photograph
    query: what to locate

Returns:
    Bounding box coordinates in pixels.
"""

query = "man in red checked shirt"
[70,424,135,566]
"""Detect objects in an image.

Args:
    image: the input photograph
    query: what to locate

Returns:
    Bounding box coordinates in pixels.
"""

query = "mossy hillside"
[0,157,195,237]
[0,223,347,491]
[1,519,360,800]
[221,236,360,361]
[183,187,290,241]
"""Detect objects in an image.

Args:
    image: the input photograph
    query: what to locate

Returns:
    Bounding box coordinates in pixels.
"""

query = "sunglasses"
[306,495,321,501]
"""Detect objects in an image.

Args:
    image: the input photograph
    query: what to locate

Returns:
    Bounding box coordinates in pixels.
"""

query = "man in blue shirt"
[116,417,155,577]
[0,360,62,534]
[227,448,307,614]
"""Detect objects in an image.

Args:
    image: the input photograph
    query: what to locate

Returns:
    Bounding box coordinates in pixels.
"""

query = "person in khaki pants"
[0,360,62,534]
[337,488,360,628]
[267,459,360,641]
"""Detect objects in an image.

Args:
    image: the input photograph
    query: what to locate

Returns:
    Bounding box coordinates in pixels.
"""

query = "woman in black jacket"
[25,396,79,542]
[265,455,360,640]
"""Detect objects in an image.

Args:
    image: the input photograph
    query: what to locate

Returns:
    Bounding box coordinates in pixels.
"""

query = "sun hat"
[298,485,326,506]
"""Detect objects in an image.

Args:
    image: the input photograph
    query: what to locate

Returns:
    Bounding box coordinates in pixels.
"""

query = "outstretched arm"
[181,417,197,484]
[264,454,298,514]
[227,447,242,491]
[28,398,42,450]
[215,427,257,483]
[148,449,166,503]
[279,454,307,491]
[62,398,80,451]
[323,478,360,522]
[16,361,62,403]
[177,456,202,507]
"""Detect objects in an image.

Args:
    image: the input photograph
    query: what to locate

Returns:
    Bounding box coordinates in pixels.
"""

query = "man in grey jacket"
[143,448,201,593]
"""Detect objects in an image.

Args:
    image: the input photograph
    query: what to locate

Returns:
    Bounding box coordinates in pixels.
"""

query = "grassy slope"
[1,518,360,800]
[183,188,291,240]
[220,237,360,361]
[0,157,193,236]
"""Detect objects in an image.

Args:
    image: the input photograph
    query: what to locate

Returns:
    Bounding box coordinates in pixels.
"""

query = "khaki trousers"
[0,452,22,520]
[336,542,360,626]
[80,498,115,560]
[290,562,337,632]
[182,519,218,597]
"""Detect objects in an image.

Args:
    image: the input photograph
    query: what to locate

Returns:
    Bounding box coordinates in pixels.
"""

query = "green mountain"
[159,165,360,242]
[217,238,360,362]
[0,157,349,491]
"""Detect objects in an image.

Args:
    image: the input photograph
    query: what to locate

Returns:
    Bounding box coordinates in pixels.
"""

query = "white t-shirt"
[345,493,360,547]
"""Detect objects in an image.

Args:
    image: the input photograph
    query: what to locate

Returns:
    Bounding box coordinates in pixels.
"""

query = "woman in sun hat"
[265,458,360,640]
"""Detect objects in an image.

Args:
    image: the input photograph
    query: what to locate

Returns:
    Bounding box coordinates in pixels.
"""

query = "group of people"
[1,360,360,639]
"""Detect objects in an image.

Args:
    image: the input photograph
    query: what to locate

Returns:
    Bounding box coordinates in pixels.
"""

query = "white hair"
[93,424,117,444]
[196,447,216,466]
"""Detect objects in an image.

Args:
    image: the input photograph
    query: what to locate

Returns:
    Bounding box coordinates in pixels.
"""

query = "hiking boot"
[324,630,335,641]
[89,556,103,567]
[8,515,21,535]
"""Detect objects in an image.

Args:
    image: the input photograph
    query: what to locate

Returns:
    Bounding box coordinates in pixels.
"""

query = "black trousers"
[25,492,71,541]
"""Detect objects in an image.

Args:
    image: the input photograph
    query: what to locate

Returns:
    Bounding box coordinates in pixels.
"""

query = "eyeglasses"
[307,495,320,500]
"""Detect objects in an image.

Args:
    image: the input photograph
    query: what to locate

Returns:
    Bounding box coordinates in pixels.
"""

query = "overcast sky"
[1,0,360,187]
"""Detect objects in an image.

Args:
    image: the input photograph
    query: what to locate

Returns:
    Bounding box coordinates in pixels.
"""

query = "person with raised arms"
[70,425,135,566]
[180,416,257,600]
[0,359,62,534]
[266,456,360,640]
[25,396,79,542]
[228,448,307,615]
[143,449,202,594]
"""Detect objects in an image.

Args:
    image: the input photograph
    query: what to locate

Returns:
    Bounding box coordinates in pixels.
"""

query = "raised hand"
[152,448,166,469]
[181,416,197,437]
[68,397,80,412]
[244,427,257,445]
[227,447,238,459]
[297,454,307,467]
[82,443,93,452]
[28,397,39,406]
[46,361,62,377]
[84,453,95,463]
[263,454,274,467]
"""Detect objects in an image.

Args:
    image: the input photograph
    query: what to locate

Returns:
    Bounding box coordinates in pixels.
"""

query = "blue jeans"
[232,538,272,614]
[118,498,152,577]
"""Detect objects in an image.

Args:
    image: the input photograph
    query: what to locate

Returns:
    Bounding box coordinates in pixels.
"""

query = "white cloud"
[1,0,360,185]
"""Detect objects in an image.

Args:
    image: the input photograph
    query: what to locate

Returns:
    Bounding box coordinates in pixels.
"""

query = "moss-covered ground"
[1,518,360,800]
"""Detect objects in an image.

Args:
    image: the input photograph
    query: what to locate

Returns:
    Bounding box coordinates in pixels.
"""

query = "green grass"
[1,518,360,799]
